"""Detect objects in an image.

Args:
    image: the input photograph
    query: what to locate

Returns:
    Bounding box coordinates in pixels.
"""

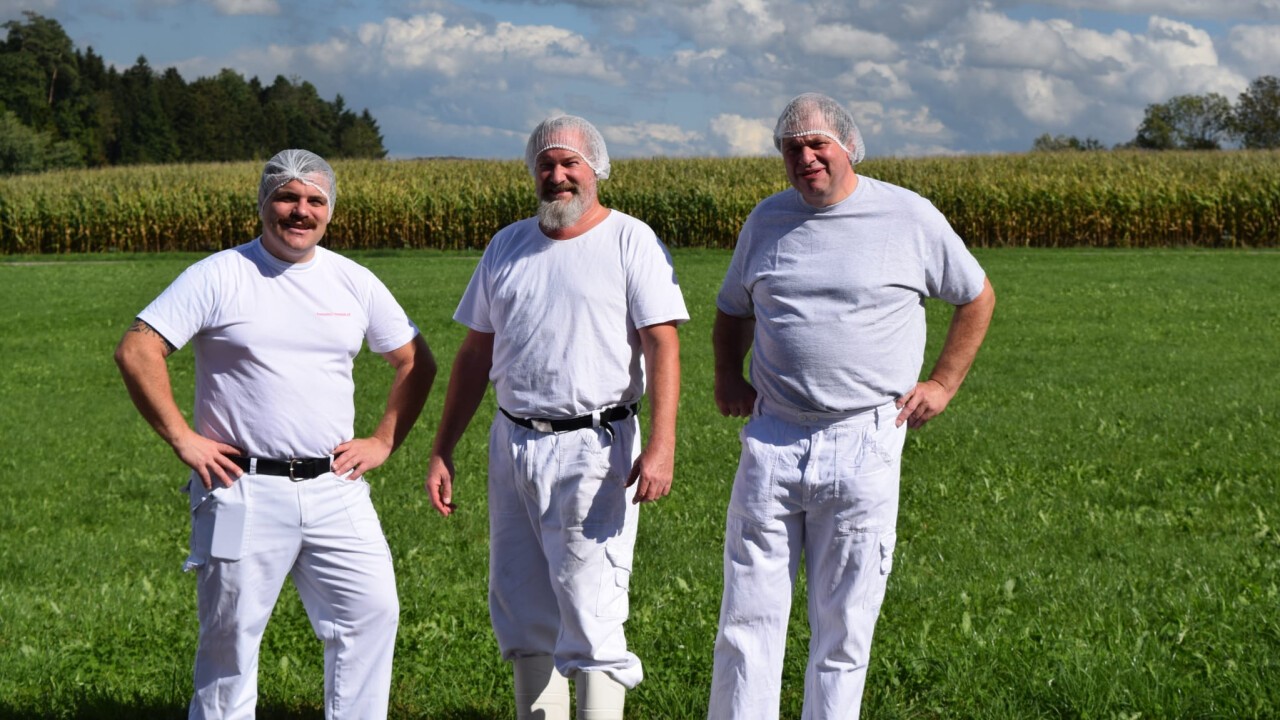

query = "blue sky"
[4,1,1278,160]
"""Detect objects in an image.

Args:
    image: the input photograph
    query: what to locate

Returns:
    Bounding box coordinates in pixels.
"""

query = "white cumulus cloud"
[709,114,775,156]
[604,121,705,157]
[210,0,279,15]
[1226,23,1280,78]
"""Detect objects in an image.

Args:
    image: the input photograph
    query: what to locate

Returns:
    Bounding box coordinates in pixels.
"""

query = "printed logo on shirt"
[315,312,353,317]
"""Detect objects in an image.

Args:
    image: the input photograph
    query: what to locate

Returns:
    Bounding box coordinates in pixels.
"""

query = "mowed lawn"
[0,248,1277,719]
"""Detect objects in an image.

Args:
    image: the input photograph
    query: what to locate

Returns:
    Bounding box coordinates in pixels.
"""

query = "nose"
[546,164,568,184]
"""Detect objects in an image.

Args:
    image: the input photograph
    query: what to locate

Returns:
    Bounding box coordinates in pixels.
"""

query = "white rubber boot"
[514,655,571,720]
[575,671,626,720]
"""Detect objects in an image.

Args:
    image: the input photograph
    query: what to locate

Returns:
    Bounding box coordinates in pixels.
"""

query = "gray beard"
[537,192,589,231]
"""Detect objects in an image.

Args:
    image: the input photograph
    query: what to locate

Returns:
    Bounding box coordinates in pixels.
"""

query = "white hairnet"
[524,115,611,179]
[773,93,866,165]
[258,149,337,216]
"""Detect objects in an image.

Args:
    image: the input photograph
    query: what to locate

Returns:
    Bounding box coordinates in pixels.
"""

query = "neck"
[541,202,609,240]
[259,236,317,264]
[804,173,859,209]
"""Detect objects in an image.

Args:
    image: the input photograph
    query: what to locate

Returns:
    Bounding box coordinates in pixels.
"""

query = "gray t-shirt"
[717,176,986,422]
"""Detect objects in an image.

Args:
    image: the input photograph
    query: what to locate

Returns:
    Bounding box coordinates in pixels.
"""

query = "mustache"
[542,181,578,195]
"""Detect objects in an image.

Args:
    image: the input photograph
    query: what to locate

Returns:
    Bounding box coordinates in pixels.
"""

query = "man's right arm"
[424,329,495,516]
[114,319,243,489]
[712,309,757,417]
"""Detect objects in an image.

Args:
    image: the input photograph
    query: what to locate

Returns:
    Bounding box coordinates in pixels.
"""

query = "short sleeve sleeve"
[453,253,494,333]
[624,224,689,329]
[363,277,419,354]
[136,263,218,350]
[716,221,755,318]
[922,208,986,306]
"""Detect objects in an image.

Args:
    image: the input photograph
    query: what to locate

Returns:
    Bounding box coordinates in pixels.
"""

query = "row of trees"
[1,12,387,175]
[1033,75,1280,152]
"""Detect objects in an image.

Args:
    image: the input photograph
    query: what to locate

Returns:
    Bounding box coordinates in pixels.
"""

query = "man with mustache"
[708,93,995,719]
[115,149,436,719]
[424,115,687,720]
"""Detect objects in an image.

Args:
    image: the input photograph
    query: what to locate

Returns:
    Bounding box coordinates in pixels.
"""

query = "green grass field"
[1,249,1277,719]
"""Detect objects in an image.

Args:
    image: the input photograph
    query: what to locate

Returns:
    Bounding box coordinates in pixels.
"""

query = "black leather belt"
[230,455,332,481]
[500,403,638,433]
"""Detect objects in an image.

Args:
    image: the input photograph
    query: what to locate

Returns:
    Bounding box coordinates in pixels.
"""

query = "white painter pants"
[487,413,644,689]
[708,402,906,720]
[184,473,399,720]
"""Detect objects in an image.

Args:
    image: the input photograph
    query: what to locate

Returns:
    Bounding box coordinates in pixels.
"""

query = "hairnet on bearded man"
[773,92,867,165]
[524,115,612,180]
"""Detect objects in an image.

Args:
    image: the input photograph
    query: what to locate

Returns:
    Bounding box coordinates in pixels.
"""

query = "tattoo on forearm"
[128,318,177,356]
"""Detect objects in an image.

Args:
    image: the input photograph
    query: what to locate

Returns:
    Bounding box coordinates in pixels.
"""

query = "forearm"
[928,278,995,392]
[372,335,437,453]
[430,333,494,458]
[712,310,754,379]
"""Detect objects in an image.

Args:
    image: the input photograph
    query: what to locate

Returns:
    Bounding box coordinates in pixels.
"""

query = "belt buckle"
[531,419,554,433]
[288,458,301,481]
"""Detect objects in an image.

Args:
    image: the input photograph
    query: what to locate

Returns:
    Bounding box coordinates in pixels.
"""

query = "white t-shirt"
[717,177,987,421]
[139,239,419,459]
[455,210,689,418]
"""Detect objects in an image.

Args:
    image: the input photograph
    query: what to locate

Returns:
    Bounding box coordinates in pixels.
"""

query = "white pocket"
[209,497,247,560]
[185,480,248,570]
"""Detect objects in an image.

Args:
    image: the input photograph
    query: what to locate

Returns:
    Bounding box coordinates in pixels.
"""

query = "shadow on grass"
[0,700,507,719]
[0,698,184,720]
[0,700,331,720]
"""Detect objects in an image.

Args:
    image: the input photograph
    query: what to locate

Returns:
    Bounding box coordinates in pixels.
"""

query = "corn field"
[2,151,1278,253]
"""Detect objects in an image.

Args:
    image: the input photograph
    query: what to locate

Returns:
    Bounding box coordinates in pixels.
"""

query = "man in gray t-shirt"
[708,93,996,720]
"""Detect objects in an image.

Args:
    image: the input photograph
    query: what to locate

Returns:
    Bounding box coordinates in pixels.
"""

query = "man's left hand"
[627,444,673,504]
[895,379,956,429]
[332,436,393,480]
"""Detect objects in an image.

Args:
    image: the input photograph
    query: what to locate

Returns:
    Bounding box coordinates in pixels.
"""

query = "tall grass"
[2,151,1278,253]
[1,248,1277,718]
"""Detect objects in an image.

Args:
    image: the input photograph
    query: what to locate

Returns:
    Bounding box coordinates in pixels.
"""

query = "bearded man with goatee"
[424,116,688,720]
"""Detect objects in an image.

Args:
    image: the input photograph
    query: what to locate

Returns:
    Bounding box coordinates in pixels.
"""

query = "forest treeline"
[0,12,386,174]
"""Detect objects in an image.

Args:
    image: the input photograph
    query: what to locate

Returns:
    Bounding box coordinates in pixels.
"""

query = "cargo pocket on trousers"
[595,544,632,619]
[184,482,247,571]
[867,531,897,610]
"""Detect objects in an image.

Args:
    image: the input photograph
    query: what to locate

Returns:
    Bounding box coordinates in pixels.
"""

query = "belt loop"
[249,457,258,475]
[591,409,602,428]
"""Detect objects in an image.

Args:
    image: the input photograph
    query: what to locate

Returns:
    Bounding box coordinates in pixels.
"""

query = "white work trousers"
[487,413,644,689]
[185,473,399,720]
[709,403,906,720]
